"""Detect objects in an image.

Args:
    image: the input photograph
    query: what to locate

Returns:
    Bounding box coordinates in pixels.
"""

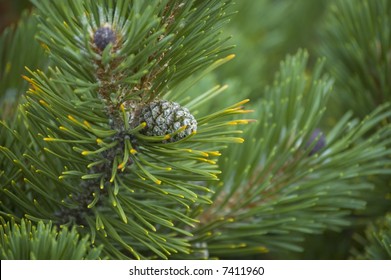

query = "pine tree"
[1,0,391,260]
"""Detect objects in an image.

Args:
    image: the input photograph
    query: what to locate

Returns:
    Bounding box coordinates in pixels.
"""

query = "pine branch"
[319,0,391,247]
[0,0,250,259]
[191,50,391,257]
[31,0,234,102]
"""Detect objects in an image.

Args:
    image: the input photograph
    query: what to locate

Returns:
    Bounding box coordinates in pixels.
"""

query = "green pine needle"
[0,218,103,260]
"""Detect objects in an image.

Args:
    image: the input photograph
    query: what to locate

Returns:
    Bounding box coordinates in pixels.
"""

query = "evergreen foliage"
[319,0,391,259]
[195,50,391,257]
[1,0,391,260]
[1,0,249,260]
[353,214,391,260]
[0,218,102,260]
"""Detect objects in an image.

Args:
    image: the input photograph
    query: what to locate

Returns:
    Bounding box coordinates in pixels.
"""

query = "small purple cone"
[93,26,116,51]
[306,129,326,156]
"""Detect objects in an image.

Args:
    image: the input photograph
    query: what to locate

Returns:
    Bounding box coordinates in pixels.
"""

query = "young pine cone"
[93,25,117,51]
[134,100,197,142]
[306,128,326,156]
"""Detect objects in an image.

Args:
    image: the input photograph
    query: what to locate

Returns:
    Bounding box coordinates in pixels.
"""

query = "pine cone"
[134,100,197,142]
[93,26,116,51]
[306,129,326,156]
